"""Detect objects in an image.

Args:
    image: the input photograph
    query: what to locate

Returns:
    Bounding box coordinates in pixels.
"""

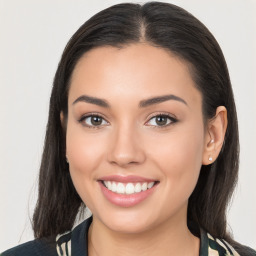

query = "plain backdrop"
[0,0,255,252]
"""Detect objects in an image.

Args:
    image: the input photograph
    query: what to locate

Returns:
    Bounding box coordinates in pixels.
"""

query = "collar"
[56,216,239,256]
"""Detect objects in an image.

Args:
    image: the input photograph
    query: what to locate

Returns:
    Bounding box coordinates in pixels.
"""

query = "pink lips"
[98,175,159,207]
[99,175,156,183]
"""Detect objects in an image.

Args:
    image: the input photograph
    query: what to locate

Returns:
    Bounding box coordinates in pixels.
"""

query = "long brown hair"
[33,2,251,253]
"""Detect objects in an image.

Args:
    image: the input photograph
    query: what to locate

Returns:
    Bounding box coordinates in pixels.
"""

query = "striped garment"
[2,216,255,256]
[55,217,242,256]
[56,229,240,256]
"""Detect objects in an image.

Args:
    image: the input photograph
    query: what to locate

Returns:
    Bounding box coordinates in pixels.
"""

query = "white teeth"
[116,183,125,194]
[147,182,154,189]
[103,181,156,195]
[112,182,117,192]
[107,181,112,190]
[125,183,134,194]
[134,183,142,193]
[141,182,147,191]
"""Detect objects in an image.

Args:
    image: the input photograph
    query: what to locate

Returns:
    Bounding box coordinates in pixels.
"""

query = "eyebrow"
[139,94,187,107]
[72,94,188,108]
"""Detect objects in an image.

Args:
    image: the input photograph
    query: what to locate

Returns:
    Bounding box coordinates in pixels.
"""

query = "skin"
[61,43,227,256]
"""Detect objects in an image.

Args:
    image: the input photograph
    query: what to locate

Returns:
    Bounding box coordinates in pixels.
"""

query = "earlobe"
[60,111,68,161]
[60,111,67,130]
[60,111,64,126]
[202,106,228,165]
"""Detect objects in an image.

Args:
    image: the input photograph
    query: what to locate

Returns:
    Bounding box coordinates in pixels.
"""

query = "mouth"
[98,175,159,207]
[100,180,159,195]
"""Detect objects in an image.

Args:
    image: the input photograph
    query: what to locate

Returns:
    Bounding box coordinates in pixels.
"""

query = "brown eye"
[147,114,177,127]
[155,116,169,126]
[79,114,108,128]
[91,116,103,126]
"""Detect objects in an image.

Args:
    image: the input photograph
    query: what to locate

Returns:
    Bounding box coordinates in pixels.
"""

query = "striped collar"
[56,216,240,256]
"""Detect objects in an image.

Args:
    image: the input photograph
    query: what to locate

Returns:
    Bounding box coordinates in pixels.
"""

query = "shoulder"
[1,217,92,256]
[55,216,92,256]
[203,232,256,256]
[0,236,57,256]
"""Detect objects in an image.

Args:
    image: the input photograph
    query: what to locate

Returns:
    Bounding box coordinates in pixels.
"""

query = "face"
[65,43,207,234]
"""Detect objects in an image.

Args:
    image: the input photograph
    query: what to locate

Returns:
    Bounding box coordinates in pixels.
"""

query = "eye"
[146,113,177,128]
[79,114,108,129]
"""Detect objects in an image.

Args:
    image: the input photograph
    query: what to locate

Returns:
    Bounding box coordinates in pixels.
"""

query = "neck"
[88,212,199,256]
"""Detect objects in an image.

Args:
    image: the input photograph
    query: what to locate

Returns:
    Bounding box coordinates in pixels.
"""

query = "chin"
[107,220,151,234]
[97,210,158,234]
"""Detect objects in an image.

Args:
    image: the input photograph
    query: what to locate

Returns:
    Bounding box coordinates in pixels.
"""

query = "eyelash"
[78,112,178,130]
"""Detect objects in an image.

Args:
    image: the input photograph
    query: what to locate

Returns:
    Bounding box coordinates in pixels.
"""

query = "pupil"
[92,116,102,125]
[156,116,167,126]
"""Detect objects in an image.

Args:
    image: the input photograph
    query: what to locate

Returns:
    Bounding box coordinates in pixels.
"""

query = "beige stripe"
[61,243,67,256]
[56,244,62,256]
[221,240,240,256]
[67,240,71,255]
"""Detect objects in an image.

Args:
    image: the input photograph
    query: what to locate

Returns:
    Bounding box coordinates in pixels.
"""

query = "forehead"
[68,43,202,109]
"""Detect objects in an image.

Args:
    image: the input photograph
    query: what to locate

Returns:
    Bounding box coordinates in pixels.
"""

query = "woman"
[1,2,255,256]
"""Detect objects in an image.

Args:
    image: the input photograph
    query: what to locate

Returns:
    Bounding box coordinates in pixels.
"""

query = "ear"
[202,106,228,165]
[60,111,68,159]
[60,111,64,127]
[60,111,68,131]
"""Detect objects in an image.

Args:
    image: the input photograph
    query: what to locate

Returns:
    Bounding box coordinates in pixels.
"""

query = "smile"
[102,181,155,195]
[98,175,159,207]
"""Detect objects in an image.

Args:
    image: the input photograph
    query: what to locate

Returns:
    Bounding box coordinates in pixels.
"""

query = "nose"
[107,124,146,167]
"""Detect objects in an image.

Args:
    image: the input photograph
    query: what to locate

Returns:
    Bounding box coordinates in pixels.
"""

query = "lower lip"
[99,181,158,207]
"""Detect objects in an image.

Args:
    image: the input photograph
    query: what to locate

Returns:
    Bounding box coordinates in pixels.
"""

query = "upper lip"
[98,175,157,183]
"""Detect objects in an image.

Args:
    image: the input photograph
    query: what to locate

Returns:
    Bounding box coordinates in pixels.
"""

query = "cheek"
[66,124,105,173]
[65,123,107,203]
[148,124,205,197]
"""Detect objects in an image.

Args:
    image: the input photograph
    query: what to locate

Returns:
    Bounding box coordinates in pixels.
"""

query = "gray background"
[0,0,255,251]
